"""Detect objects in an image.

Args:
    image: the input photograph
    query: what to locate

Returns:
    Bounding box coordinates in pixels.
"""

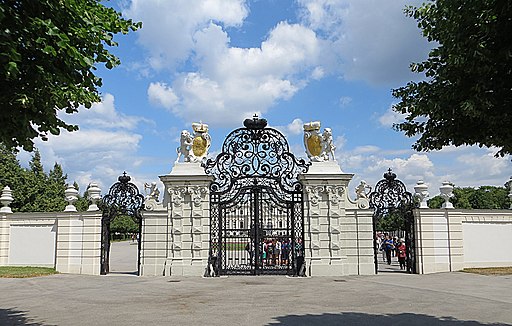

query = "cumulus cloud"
[335,139,511,201]
[125,1,432,127]
[298,0,432,85]
[124,0,248,70]
[378,106,407,127]
[145,21,327,125]
[148,82,179,109]
[19,94,154,191]
[62,93,149,130]
[287,118,305,135]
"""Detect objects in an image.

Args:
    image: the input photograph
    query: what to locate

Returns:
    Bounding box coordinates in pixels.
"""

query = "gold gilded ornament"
[192,136,207,157]
[307,134,322,157]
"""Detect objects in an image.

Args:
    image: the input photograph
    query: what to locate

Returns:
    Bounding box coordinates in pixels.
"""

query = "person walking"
[397,239,407,270]
[383,235,395,265]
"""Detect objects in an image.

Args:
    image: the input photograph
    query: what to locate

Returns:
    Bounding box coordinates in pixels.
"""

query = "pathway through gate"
[100,173,144,275]
[203,116,310,276]
[369,169,417,274]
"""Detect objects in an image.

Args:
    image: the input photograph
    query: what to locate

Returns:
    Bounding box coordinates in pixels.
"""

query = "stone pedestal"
[300,161,375,276]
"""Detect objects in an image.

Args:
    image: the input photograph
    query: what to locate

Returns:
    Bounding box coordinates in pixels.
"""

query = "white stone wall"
[0,213,57,267]
[0,211,101,275]
[414,209,512,273]
[461,213,512,268]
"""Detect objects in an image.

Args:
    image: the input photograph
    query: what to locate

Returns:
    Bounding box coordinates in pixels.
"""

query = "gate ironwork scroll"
[203,116,310,276]
[100,173,144,275]
[368,169,416,274]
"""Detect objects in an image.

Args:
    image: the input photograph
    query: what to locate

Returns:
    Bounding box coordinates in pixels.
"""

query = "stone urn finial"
[64,184,79,212]
[87,182,102,211]
[439,181,454,209]
[0,186,14,214]
[414,180,429,209]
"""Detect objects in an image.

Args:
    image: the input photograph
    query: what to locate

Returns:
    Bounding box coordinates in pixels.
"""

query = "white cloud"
[339,96,352,107]
[62,93,148,130]
[378,106,406,127]
[335,139,511,201]
[287,118,305,135]
[125,0,248,70]
[148,82,179,109]
[298,0,432,85]
[146,21,326,126]
[18,94,155,192]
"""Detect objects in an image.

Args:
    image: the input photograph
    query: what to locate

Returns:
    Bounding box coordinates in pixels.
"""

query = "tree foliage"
[110,215,138,235]
[428,185,511,209]
[0,144,90,212]
[376,210,406,232]
[0,0,141,151]
[392,0,512,156]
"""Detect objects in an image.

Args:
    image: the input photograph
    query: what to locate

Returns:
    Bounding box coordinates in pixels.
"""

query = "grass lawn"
[462,267,512,276]
[0,266,58,278]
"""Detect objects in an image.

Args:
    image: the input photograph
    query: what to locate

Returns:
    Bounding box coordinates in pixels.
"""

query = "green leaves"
[0,0,141,152]
[0,145,70,212]
[428,186,510,209]
[392,0,512,157]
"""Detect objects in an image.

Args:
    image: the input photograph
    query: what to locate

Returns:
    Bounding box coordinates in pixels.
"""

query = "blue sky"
[19,0,511,198]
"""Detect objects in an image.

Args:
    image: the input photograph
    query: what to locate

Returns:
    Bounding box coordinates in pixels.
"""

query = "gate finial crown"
[244,114,267,129]
[384,168,396,182]
[118,171,131,183]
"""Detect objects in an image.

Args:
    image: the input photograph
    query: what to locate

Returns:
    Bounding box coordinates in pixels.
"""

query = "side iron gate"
[100,173,144,275]
[368,169,416,274]
[203,116,310,276]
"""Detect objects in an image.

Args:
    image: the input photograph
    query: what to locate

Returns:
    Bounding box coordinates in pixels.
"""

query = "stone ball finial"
[0,186,14,214]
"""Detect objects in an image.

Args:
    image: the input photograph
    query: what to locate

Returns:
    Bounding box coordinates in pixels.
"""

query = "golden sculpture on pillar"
[175,122,211,163]
[303,121,336,162]
[192,122,210,158]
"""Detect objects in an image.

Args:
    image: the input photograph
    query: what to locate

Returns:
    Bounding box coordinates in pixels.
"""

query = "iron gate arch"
[203,116,310,276]
[368,169,417,274]
[100,172,144,275]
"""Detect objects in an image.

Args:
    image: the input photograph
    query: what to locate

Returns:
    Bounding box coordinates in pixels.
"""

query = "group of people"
[376,233,407,270]
[246,238,296,266]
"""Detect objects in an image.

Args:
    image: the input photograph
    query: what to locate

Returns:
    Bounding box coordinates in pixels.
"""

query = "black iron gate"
[368,169,416,274]
[100,172,144,275]
[203,116,309,276]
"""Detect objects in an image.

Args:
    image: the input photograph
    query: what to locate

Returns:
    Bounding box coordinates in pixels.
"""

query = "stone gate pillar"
[299,161,374,276]
[159,163,212,276]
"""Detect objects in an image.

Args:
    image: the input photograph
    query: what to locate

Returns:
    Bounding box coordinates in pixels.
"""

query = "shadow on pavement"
[267,312,510,326]
[0,308,54,326]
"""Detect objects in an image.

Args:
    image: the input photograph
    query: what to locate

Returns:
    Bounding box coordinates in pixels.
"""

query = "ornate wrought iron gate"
[100,173,144,275]
[203,116,309,276]
[368,169,416,274]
